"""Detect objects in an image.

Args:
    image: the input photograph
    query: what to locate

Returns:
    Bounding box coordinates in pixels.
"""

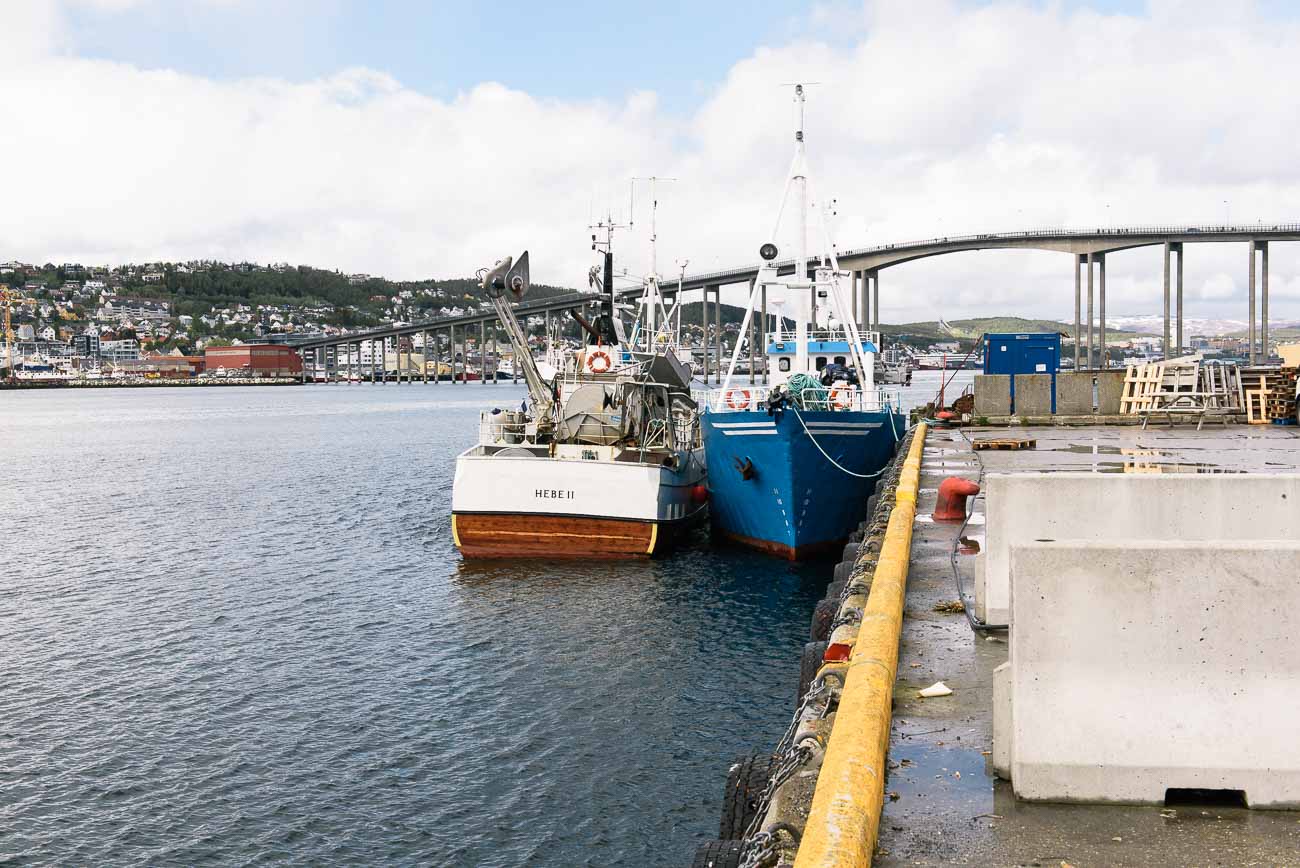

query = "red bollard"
[933,476,980,521]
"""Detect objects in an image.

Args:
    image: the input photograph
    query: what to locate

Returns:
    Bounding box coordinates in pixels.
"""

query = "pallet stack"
[1241,367,1298,424]
[1119,355,1204,415]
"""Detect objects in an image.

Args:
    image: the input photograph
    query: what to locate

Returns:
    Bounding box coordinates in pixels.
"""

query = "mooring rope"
[789,406,890,479]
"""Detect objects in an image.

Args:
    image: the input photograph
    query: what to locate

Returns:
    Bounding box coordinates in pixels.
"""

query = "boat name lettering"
[534,489,576,500]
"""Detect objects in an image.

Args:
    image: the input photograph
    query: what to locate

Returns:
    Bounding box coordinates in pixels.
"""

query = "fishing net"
[785,372,831,411]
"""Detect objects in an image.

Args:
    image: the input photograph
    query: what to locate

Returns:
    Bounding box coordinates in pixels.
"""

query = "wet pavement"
[877,425,1300,866]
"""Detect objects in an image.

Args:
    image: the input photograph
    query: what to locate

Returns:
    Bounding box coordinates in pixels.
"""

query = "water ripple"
[0,385,831,866]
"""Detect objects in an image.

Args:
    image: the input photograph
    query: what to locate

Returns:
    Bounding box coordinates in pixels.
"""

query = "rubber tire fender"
[719,752,777,839]
[809,597,837,642]
[798,640,829,705]
[832,560,855,583]
[691,839,744,868]
[824,580,846,601]
[841,542,860,564]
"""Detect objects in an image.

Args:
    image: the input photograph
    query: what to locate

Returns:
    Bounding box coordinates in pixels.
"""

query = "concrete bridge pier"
[1249,241,1257,364]
[1248,241,1270,363]
[714,285,723,384]
[1086,252,1095,369]
[1073,254,1083,370]
[1099,254,1107,368]
[870,271,880,338]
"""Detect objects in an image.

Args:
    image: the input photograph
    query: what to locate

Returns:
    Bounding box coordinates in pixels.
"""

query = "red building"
[204,344,303,377]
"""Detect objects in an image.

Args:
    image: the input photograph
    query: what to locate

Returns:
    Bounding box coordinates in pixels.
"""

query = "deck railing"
[700,385,901,414]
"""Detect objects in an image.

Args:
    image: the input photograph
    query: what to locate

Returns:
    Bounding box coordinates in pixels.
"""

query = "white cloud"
[4,0,1300,328]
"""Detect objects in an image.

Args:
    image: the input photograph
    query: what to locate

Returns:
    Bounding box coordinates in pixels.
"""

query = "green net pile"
[785,373,831,410]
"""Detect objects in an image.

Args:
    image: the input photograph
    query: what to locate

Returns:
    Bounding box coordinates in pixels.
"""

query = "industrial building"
[204,344,302,378]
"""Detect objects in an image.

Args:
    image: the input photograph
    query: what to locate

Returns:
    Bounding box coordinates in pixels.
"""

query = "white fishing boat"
[451,217,707,558]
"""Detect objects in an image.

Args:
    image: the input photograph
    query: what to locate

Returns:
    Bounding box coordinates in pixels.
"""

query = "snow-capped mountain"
[1081,314,1300,336]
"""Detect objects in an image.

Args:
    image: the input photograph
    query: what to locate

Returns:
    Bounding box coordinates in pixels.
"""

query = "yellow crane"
[1,283,19,377]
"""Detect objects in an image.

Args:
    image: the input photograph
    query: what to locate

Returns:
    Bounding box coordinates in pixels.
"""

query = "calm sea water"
[0,382,871,867]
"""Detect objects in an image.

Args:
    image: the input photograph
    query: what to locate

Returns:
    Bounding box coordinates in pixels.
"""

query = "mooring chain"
[740,678,825,841]
[739,432,918,868]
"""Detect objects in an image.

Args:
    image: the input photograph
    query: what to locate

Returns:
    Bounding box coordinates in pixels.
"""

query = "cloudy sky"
[4,0,1300,325]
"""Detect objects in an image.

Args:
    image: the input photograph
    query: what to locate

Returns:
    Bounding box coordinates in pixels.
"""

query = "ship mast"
[793,85,810,375]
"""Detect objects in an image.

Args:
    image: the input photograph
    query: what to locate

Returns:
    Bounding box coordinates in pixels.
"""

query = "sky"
[5,0,1300,326]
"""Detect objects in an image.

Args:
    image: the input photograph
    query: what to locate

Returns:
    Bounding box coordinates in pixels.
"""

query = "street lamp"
[675,259,689,348]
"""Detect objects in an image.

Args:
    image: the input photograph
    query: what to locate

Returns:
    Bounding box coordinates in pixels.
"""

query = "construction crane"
[1,283,20,379]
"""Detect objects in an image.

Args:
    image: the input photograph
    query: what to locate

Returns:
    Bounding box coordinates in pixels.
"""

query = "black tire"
[825,580,846,600]
[692,839,744,868]
[809,597,837,641]
[832,560,855,583]
[719,752,776,839]
[798,640,828,704]
[841,542,860,564]
[866,494,879,515]
[847,529,863,544]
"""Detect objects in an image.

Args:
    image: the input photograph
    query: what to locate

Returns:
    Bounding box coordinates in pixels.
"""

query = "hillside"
[887,316,1145,344]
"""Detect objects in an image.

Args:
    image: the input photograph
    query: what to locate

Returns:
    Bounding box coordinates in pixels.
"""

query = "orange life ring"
[587,350,612,373]
[725,388,751,410]
[830,386,854,409]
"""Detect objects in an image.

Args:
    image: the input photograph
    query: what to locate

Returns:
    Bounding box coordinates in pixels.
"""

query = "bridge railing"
[679,222,1300,286]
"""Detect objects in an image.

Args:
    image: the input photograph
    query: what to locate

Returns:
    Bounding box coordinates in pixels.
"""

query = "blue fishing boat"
[700,85,907,559]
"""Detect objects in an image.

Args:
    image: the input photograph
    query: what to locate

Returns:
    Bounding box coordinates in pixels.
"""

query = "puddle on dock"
[885,739,991,815]
[1093,461,1245,474]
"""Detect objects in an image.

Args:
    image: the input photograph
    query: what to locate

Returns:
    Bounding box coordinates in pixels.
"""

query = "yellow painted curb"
[795,423,927,868]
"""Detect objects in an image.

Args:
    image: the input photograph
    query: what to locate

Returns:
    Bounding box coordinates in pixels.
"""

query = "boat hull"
[452,511,698,558]
[701,407,905,560]
[451,448,706,559]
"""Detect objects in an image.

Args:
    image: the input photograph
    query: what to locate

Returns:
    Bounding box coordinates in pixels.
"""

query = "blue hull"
[701,407,906,559]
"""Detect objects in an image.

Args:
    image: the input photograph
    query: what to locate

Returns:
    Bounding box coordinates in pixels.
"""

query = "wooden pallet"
[972,437,1037,451]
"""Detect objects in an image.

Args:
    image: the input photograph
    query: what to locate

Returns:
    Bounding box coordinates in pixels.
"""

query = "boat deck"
[879,424,1300,865]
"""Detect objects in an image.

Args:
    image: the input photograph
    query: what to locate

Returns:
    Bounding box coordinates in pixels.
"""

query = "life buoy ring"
[830,387,854,410]
[725,388,751,410]
[587,350,612,373]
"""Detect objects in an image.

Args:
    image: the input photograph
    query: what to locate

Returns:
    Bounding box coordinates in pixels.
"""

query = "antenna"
[632,176,676,281]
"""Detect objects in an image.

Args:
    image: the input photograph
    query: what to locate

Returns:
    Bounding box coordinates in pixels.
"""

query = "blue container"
[983,332,1061,413]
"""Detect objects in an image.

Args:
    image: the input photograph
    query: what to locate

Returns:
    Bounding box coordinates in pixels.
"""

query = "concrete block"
[1005,539,1300,808]
[978,473,1300,627]
[1096,370,1125,414]
[1054,372,1094,414]
[1012,373,1053,415]
[974,374,1011,416]
[992,661,1011,780]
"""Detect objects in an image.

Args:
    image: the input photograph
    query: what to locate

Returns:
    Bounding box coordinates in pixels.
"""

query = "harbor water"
[0,374,961,866]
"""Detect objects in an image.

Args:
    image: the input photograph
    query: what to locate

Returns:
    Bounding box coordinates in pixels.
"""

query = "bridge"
[290,223,1300,382]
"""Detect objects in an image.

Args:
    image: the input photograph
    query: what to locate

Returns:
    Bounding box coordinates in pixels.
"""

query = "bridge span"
[291,223,1300,382]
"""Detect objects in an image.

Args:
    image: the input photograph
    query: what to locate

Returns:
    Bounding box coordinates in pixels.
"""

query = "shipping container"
[982,332,1061,413]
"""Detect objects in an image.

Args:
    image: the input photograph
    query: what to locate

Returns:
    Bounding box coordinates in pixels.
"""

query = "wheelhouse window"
[815,356,828,370]
[833,356,846,365]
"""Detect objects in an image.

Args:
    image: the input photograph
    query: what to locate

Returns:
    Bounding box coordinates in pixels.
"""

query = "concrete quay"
[877,424,1300,866]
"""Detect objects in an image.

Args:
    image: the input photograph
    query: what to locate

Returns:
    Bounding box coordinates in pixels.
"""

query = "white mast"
[792,86,811,376]
[632,175,676,353]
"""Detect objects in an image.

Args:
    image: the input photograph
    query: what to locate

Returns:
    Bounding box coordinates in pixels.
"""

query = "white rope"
[789,407,889,479]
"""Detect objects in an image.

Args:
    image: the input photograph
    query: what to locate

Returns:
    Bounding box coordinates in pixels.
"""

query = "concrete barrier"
[973,374,1011,416]
[1096,369,1124,414]
[997,539,1300,808]
[976,473,1300,626]
[1054,372,1094,414]
[1012,373,1053,415]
